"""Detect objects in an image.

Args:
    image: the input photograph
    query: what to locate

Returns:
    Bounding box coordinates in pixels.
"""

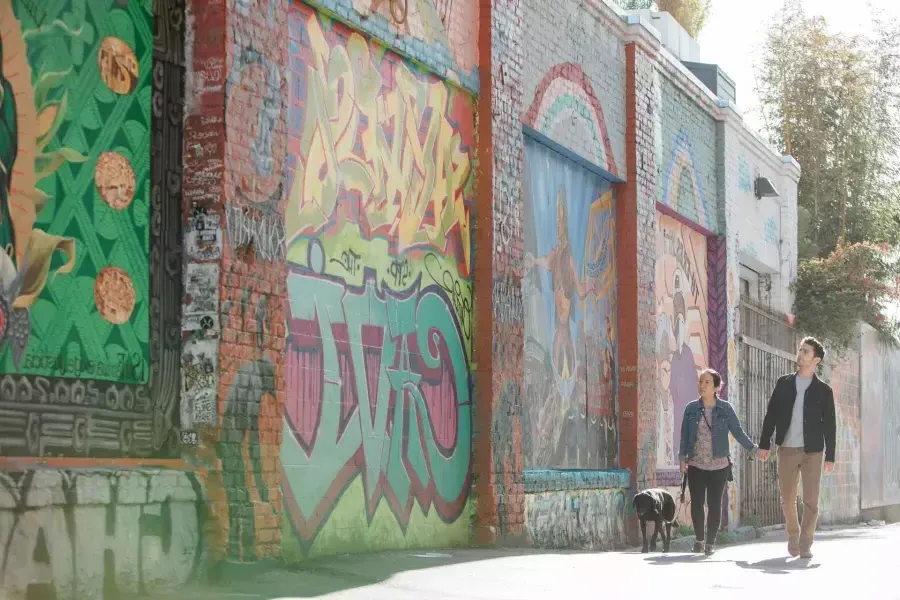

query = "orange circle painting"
[95,267,136,325]
[95,152,136,210]
[98,36,139,95]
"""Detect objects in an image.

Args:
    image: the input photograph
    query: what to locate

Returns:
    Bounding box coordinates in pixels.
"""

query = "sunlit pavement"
[171,523,900,600]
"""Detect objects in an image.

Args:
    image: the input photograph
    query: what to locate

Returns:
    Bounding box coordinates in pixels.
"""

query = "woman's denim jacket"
[679,398,757,462]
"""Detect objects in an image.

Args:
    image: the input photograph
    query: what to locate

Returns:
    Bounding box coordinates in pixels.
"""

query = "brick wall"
[183,0,288,563]
[522,0,626,176]
[624,40,661,499]
[472,0,527,544]
[658,76,718,232]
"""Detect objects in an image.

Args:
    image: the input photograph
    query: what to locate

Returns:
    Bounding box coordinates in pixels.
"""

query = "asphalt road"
[180,523,900,600]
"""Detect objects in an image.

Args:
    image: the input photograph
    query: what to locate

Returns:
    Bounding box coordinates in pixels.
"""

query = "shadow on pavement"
[174,548,571,599]
[643,553,716,565]
[734,557,822,575]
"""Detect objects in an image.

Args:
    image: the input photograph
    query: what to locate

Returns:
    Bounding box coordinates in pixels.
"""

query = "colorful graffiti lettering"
[281,3,474,557]
[0,469,204,599]
[655,212,708,469]
[285,6,473,278]
[282,258,471,548]
[0,0,151,382]
[522,136,618,470]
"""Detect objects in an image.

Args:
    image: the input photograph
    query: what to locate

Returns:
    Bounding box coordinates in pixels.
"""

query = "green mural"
[0,0,151,383]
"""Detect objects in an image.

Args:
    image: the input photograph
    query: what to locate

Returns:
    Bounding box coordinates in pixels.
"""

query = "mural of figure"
[522,136,617,470]
[669,289,698,458]
[655,213,708,469]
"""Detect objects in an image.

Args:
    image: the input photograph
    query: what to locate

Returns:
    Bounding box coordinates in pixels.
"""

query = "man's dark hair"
[801,336,826,361]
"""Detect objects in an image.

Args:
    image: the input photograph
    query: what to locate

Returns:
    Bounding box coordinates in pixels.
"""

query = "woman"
[679,368,757,555]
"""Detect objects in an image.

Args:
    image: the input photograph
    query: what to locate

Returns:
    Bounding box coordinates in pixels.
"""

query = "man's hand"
[758,449,770,461]
[824,461,835,474]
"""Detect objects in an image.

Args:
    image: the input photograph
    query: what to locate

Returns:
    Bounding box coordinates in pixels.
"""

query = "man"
[758,337,836,559]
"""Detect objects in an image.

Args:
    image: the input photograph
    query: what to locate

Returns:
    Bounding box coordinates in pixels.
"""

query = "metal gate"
[739,337,796,526]
[737,297,803,527]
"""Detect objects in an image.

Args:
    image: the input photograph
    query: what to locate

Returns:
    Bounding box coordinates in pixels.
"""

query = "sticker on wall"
[183,263,220,331]
[0,0,152,383]
[181,335,218,427]
[186,211,223,261]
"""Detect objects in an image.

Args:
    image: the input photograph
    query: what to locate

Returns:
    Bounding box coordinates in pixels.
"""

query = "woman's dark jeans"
[687,465,728,543]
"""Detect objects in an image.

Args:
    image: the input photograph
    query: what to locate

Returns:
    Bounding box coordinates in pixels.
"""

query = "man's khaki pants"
[777,447,824,553]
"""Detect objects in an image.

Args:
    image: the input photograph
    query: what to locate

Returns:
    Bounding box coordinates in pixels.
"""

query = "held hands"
[824,461,835,473]
[757,449,770,461]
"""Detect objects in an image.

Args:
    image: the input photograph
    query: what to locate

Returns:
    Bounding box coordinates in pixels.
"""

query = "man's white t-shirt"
[782,376,813,448]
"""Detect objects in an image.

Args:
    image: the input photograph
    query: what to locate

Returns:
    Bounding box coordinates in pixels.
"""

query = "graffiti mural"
[659,130,714,232]
[655,212,708,470]
[860,326,900,510]
[522,136,618,470]
[0,0,184,458]
[0,469,205,599]
[281,3,474,557]
[0,0,151,382]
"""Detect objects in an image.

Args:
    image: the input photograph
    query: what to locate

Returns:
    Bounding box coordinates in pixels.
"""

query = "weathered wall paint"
[818,347,861,524]
[655,212,708,470]
[522,136,618,470]
[658,78,717,233]
[0,469,205,600]
[305,0,479,92]
[523,470,629,550]
[523,0,625,176]
[0,0,183,458]
[860,325,900,510]
[281,3,474,558]
[0,0,151,383]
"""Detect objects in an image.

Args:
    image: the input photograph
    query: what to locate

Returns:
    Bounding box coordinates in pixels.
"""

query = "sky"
[697,0,900,134]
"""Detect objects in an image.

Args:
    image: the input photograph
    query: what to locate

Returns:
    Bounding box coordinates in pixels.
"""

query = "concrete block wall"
[522,0,626,176]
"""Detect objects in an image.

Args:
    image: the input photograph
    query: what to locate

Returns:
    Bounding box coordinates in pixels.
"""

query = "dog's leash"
[675,472,688,526]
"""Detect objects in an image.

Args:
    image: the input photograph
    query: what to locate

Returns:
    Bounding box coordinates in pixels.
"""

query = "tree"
[616,0,712,39]
[758,0,900,346]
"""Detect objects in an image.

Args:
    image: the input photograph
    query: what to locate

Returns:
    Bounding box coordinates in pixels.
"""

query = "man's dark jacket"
[758,373,837,463]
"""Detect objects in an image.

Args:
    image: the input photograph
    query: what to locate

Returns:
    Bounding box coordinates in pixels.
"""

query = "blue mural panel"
[522,136,618,470]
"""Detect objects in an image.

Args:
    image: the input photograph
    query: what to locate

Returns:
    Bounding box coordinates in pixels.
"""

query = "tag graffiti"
[0,470,204,599]
[282,268,472,542]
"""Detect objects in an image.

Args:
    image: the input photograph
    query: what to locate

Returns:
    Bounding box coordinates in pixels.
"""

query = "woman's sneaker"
[692,540,704,553]
[704,544,715,556]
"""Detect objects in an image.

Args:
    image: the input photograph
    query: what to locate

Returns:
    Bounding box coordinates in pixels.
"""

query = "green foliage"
[758,0,900,342]
[615,0,712,38]
[792,243,900,349]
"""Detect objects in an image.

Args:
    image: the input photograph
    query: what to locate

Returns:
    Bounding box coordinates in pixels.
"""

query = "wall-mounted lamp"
[754,176,780,199]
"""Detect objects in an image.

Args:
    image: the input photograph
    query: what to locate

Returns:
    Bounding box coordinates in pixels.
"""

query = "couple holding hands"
[679,337,836,558]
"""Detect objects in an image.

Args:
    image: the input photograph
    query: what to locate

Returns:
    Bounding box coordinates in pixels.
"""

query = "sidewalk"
[164,521,891,600]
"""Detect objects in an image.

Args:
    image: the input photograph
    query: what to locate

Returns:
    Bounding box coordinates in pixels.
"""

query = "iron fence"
[740,299,798,355]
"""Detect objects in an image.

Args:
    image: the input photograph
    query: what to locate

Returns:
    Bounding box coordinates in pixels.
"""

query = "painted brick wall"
[626,45,661,496]
[472,0,527,544]
[522,0,626,176]
[818,348,862,525]
[303,0,480,92]
[183,0,288,563]
[658,76,718,233]
[280,1,476,559]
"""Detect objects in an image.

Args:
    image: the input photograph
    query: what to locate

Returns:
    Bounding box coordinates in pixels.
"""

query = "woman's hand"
[680,460,688,473]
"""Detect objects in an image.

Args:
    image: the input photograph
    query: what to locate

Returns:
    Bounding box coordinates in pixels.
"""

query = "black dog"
[632,488,679,553]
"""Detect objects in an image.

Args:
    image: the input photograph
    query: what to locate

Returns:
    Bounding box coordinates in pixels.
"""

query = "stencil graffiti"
[0,469,204,599]
[655,212,708,469]
[522,136,618,470]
